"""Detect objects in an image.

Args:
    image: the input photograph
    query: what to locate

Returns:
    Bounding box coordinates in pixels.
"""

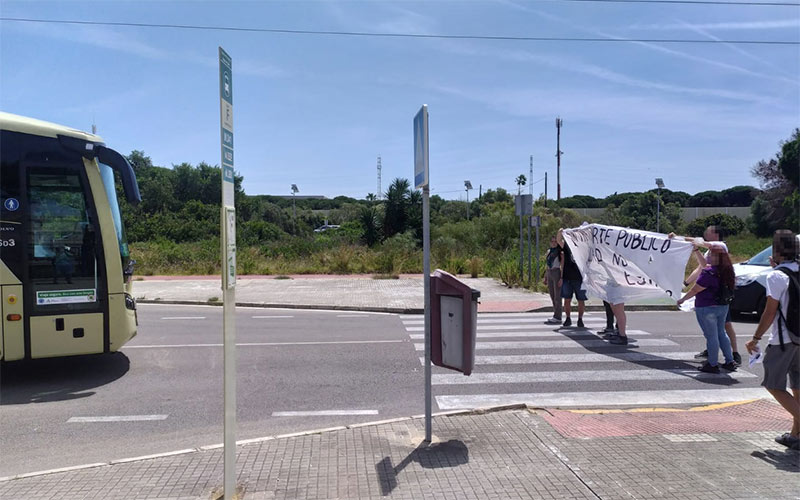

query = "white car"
[313,224,340,233]
[732,235,800,316]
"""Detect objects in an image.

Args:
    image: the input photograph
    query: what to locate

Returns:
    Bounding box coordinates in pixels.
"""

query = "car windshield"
[746,246,771,266]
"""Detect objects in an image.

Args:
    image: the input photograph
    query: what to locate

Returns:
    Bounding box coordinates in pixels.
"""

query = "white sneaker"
[545,317,561,324]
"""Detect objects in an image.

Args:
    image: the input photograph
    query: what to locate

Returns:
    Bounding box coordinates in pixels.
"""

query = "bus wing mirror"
[95,146,142,205]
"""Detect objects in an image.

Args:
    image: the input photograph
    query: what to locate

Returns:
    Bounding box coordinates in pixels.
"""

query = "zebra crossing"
[400,312,765,410]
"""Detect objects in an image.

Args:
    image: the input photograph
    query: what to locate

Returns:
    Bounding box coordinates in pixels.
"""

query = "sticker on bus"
[36,289,96,305]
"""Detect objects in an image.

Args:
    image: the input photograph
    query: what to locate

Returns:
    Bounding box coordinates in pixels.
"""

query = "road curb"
[136,299,676,314]
[136,299,424,314]
[0,405,529,483]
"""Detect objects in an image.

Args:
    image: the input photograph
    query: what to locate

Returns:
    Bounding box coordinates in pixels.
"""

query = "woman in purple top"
[677,245,737,373]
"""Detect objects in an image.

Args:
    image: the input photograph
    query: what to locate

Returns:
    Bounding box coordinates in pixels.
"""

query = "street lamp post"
[464,180,473,219]
[291,184,299,234]
[655,178,665,233]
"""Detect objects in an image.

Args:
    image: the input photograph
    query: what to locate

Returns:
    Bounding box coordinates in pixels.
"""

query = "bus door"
[23,164,108,358]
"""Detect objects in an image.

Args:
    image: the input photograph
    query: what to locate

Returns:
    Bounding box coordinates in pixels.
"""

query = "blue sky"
[1,0,798,201]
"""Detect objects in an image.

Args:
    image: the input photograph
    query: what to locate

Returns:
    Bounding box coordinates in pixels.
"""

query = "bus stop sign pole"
[219,47,237,499]
[414,105,431,442]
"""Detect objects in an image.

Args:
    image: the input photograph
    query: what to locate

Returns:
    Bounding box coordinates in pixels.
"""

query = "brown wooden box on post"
[430,269,480,376]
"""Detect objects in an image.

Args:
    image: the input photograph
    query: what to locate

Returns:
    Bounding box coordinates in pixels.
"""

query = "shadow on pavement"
[0,352,130,405]
[558,324,742,387]
[732,313,760,324]
[750,449,800,473]
[376,439,469,496]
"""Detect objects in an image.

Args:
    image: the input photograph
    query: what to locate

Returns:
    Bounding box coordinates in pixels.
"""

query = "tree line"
[119,129,798,247]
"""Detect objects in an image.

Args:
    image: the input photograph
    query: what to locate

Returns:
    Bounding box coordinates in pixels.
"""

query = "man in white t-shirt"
[745,230,800,451]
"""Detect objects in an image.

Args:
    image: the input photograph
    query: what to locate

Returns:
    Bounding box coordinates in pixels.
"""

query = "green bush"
[685,213,746,238]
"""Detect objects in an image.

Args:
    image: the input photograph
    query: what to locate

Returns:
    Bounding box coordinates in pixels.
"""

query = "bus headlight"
[124,293,137,310]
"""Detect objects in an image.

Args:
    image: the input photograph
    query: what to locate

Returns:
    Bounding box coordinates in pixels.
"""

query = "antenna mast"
[377,155,382,200]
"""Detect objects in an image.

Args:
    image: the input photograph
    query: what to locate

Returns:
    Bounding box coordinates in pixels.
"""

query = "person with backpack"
[677,243,737,373]
[671,225,742,365]
[745,230,800,451]
[543,236,564,325]
[556,228,587,329]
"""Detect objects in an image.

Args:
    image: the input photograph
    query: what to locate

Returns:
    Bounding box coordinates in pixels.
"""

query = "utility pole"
[556,117,563,200]
[291,184,298,234]
[544,172,548,208]
[656,178,665,233]
[529,155,533,197]
[377,156,382,200]
[464,180,473,220]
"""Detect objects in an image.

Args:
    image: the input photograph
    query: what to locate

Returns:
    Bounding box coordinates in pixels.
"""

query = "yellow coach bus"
[1,112,141,360]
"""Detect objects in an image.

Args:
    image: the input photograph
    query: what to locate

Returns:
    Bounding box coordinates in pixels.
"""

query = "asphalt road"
[0,305,766,477]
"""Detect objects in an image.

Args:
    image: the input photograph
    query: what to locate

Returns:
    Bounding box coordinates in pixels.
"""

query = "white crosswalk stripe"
[405,312,759,410]
[418,351,700,366]
[408,329,652,340]
[404,322,605,332]
[403,317,601,325]
[435,389,768,410]
[400,312,556,320]
[432,368,755,385]
[414,338,677,350]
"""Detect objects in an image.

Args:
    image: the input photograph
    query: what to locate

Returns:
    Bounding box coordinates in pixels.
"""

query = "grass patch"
[726,233,770,263]
[128,228,770,287]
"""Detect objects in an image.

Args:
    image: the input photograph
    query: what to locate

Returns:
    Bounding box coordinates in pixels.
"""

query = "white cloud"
[631,20,800,31]
[439,42,776,104]
[10,22,285,79]
[427,82,791,136]
[490,0,799,89]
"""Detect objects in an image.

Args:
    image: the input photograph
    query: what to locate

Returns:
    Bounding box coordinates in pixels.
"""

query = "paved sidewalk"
[132,275,675,313]
[2,400,796,499]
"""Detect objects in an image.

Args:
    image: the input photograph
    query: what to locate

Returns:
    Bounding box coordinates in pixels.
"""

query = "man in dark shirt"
[556,228,587,328]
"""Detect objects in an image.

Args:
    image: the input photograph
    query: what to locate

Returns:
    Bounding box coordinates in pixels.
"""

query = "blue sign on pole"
[413,105,429,189]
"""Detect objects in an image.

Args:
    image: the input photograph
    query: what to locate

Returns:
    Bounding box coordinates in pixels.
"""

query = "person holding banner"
[544,236,564,325]
[556,228,587,328]
[671,226,742,366]
[677,244,738,373]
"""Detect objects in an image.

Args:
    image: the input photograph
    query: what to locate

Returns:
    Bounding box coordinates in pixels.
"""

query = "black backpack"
[709,269,734,306]
[776,266,800,350]
[716,281,734,306]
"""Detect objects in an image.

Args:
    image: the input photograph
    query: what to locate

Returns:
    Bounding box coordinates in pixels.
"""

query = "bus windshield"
[98,161,130,262]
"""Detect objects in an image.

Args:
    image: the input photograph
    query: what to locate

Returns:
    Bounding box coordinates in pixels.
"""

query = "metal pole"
[535,223,540,285]
[223,269,236,498]
[466,188,470,220]
[423,185,432,442]
[556,117,562,201]
[292,194,296,234]
[544,172,548,208]
[519,211,524,283]
[527,214,532,285]
[656,187,661,233]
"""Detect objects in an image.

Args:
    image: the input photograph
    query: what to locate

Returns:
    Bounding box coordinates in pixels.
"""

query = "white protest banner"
[562,224,694,303]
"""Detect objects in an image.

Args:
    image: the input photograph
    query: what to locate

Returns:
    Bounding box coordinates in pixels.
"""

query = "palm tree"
[366,193,376,202]
[408,189,423,242]
[384,178,411,238]
[516,175,527,195]
[360,206,382,246]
